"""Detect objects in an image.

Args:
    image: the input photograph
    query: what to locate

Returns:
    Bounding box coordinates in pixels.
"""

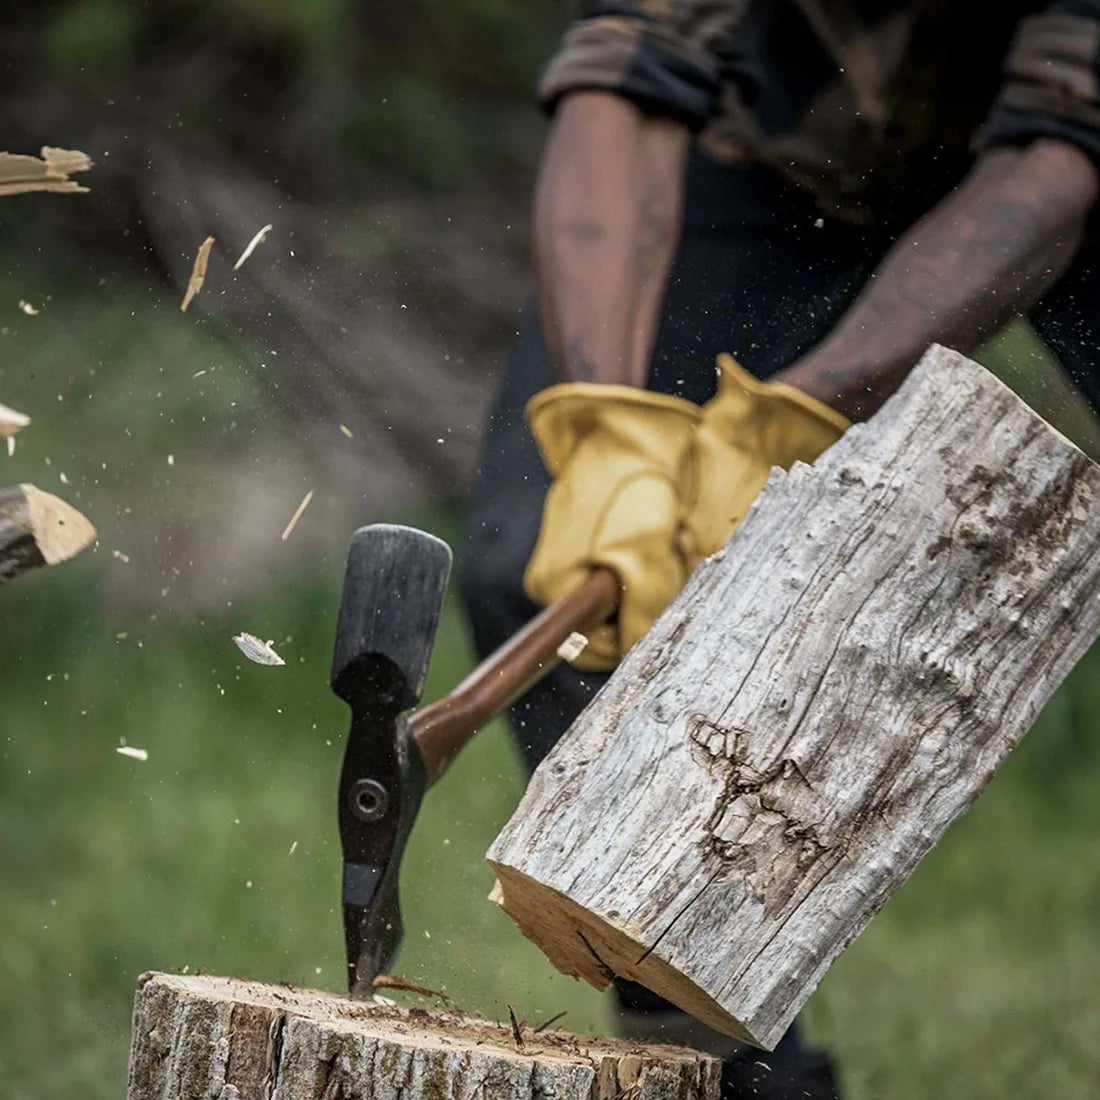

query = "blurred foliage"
[22,0,559,190]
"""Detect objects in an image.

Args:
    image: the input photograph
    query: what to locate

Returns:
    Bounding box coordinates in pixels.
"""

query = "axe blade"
[331,523,452,995]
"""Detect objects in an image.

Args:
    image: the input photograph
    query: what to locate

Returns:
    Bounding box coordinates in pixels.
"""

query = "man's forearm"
[534,92,690,385]
[779,139,1099,419]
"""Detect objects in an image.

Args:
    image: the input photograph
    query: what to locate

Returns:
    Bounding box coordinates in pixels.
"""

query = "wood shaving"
[533,1010,567,1034]
[116,745,149,762]
[280,489,313,541]
[18,300,39,315]
[288,840,298,855]
[233,632,285,666]
[339,424,354,438]
[557,632,589,663]
[507,1006,525,1050]
[372,975,455,1007]
[233,223,273,271]
[6,436,13,457]
[181,236,215,312]
[0,401,30,436]
[0,147,92,197]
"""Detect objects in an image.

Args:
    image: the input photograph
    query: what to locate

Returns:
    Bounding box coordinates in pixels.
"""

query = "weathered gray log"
[0,483,96,582]
[127,973,720,1100]
[487,345,1100,1051]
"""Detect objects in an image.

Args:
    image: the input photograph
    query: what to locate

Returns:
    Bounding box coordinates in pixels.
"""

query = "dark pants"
[459,151,1100,1097]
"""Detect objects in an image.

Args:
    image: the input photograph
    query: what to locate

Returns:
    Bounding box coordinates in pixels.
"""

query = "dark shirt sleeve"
[537,1,750,131]
[978,2,1100,164]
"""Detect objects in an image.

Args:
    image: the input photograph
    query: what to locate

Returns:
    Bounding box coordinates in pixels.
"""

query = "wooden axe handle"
[408,567,620,785]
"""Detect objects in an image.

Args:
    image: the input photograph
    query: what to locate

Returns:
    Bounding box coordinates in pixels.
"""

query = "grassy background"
[2,268,1100,1098]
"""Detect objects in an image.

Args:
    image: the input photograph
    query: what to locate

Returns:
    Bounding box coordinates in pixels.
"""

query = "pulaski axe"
[331,524,618,996]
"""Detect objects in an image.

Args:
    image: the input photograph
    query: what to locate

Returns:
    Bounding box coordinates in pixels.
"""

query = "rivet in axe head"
[349,778,389,823]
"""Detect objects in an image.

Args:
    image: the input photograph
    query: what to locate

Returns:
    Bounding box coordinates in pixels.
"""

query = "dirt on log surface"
[128,972,721,1100]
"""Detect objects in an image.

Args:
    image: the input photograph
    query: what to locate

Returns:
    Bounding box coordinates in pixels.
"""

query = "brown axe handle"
[408,566,620,785]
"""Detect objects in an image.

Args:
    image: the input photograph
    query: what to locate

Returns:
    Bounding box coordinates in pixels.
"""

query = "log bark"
[127,972,720,1100]
[487,345,1100,1051]
[0,483,96,582]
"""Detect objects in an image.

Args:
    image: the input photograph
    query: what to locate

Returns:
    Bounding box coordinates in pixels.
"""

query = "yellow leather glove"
[679,354,849,568]
[524,384,701,670]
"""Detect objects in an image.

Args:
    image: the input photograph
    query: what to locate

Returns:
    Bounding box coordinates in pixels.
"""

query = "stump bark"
[127,973,720,1100]
[487,345,1100,1050]
[0,483,96,582]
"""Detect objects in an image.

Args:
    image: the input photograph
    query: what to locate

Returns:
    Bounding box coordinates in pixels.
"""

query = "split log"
[487,345,1100,1051]
[127,973,720,1100]
[0,484,96,582]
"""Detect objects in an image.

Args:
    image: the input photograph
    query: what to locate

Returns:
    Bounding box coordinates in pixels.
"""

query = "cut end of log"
[20,484,96,564]
[489,865,756,1047]
[128,973,721,1100]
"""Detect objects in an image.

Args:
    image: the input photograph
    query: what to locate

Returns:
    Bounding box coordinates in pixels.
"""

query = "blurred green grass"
[1,267,1099,1097]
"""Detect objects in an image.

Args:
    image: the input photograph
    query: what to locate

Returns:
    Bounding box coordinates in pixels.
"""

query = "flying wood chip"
[233,632,285,666]
[0,402,30,437]
[0,147,92,197]
[233,224,273,271]
[556,631,589,663]
[280,489,314,541]
[181,236,215,312]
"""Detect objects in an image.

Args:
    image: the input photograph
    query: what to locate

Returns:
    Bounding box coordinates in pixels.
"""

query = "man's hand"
[535,92,690,385]
[778,139,1099,420]
[523,384,700,669]
[679,355,849,570]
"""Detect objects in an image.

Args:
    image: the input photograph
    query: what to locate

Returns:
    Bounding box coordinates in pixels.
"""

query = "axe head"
[331,523,452,996]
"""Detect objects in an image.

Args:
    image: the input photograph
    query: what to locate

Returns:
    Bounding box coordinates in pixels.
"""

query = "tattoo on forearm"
[564,336,598,381]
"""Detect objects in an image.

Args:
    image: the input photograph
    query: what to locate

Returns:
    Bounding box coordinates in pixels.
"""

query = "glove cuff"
[525,383,701,475]
[715,353,850,434]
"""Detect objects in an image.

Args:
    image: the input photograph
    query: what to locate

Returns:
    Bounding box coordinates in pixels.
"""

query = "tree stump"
[127,973,721,1100]
[0,483,96,582]
[487,345,1100,1051]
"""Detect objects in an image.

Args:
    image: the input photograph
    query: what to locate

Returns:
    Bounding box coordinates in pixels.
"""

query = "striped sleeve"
[978,3,1100,164]
[537,1,750,131]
